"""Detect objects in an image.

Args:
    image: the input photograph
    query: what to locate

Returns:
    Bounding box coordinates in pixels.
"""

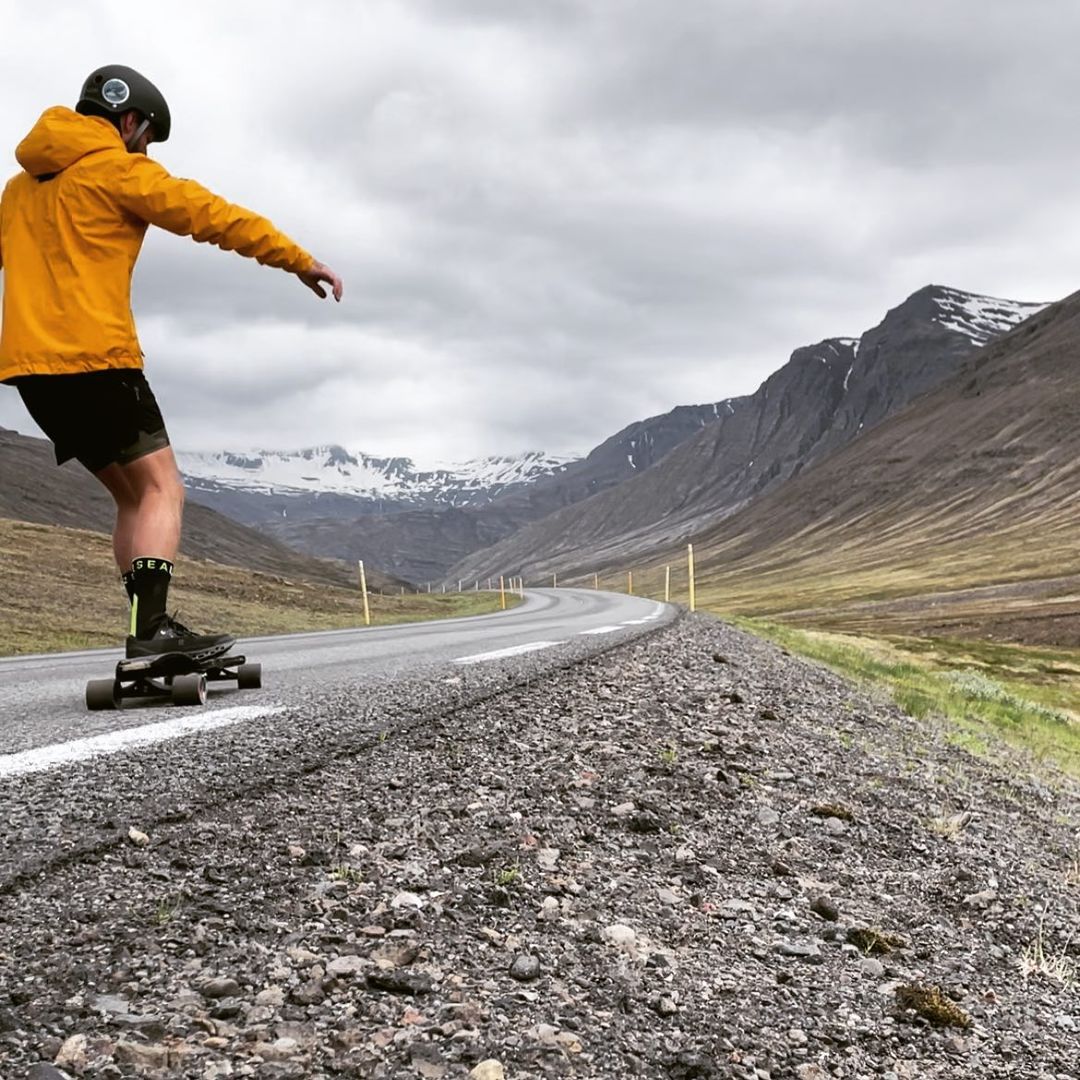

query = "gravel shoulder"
[1,614,1077,1079]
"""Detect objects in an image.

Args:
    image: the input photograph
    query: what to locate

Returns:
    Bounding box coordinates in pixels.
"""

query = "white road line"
[0,705,283,779]
[453,641,563,665]
[578,626,623,636]
[620,617,654,625]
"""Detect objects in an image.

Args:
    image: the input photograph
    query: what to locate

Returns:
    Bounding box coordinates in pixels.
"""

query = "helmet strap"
[125,117,152,151]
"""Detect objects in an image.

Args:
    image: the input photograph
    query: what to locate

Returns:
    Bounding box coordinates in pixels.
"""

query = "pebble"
[27,1067,71,1080]
[509,954,541,982]
[327,955,367,977]
[602,923,637,949]
[199,977,241,1000]
[469,1062,505,1080]
[810,895,840,921]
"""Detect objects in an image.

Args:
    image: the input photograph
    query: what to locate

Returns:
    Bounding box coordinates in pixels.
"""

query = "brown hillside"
[0,426,404,591]
[657,292,1080,638]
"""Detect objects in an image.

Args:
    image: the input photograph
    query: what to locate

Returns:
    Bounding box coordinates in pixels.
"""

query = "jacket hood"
[16,106,123,178]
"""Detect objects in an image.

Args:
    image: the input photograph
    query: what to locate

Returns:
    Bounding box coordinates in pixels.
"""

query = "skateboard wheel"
[236,663,262,690]
[86,678,119,711]
[172,673,207,706]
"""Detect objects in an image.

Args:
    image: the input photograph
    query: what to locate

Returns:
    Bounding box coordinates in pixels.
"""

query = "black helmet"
[75,64,171,142]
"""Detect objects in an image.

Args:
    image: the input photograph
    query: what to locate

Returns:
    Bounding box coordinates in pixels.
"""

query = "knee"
[141,467,185,509]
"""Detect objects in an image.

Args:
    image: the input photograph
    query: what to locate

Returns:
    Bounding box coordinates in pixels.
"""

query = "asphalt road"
[0,588,673,773]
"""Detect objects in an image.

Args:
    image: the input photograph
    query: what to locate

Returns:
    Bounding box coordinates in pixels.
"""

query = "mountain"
[447,285,1047,582]
[258,402,739,582]
[659,289,1080,632]
[0,428,404,591]
[176,447,576,526]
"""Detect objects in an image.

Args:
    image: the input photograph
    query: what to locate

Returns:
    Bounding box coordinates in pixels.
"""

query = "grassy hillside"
[0,517,515,656]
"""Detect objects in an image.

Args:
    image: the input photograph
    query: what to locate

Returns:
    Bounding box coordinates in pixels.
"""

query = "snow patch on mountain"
[176,446,575,505]
[932,288,1046,345]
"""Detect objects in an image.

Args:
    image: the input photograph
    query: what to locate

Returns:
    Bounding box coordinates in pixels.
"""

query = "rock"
[537,847,560,870]
[89,994,130,1015]
[390,891,423,910]
[758,808,781,827]
[54,1033,88,1072]
[657,888,681,906]
[127,826,150,847]
[776,940,821,960]
[539,896,561,921]
[860,958,885,978]
[509,954,541,982]
[291,980,325,1005]
[28,1067,72,1080]
[413,1059,448,1080]
[611,802,636,817]
[655,996,679,1016]
[795,1066,830,1080]
[470,1062,505,1080]
[366,970,434,995]
[114,1041,172,1071]
[824,816,847,836]
[255,986,286,1007]
[810,895,840,921]
[326,955,367,977]
[253,1037,301,1063]
[603,923,637,949]
[199,977,241,1000]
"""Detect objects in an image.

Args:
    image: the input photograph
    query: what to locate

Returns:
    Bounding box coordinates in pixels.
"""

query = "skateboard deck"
[85,647,261,710]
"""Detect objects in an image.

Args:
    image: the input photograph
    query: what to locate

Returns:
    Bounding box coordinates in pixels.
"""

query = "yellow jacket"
[0,107,313,381]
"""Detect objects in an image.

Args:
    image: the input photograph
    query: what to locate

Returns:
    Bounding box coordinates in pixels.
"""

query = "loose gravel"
[1,613,1078,1079]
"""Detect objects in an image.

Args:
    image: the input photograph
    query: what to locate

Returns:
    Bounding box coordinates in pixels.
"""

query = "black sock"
[130,557,175,638]
[122,571,135,605]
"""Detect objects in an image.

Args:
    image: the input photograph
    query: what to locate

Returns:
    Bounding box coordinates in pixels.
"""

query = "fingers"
[300,261,343,302]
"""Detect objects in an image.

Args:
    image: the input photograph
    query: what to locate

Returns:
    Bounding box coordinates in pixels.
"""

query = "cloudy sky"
[1,1,1078,465]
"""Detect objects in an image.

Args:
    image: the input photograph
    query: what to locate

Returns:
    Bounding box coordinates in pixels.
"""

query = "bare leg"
[95,447,185,567]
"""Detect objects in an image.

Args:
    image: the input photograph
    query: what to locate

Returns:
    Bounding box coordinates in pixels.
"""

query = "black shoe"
[126,613,236,660]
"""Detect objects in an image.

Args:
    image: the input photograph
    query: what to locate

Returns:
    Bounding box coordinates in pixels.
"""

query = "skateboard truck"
[85,651,262,710]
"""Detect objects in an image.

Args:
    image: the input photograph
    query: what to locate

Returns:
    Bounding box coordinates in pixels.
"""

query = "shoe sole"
[126,640,236,663]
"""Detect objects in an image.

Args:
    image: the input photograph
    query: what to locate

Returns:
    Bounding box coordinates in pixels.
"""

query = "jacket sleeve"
[113,158,314,274]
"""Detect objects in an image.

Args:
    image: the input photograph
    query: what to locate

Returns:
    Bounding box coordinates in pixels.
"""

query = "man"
[0,64,343,659]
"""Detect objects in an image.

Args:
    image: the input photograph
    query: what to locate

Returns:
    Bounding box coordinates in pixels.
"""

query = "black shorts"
[11,369,170,474]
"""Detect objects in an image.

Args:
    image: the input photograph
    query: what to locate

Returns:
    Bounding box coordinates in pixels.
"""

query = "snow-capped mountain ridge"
[928,286,1046,345]
[175,445,575,506]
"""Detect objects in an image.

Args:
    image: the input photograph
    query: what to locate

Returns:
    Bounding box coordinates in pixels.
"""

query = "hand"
[297,259,343,302]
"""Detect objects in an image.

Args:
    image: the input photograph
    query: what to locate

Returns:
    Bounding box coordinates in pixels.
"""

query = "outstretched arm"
[115,158,343,300]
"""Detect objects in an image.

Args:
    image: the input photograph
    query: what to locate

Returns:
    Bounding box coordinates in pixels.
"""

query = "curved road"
[0,588,674,775]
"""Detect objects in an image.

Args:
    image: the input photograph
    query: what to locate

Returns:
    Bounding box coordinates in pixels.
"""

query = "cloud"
[0,0,1075,463]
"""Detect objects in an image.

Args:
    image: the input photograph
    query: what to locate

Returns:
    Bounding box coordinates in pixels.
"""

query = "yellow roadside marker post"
[688,543,696,612]
[553,572,558,589]
[500,575,507,610]
[358,561,371,627]
[594,573,599,590]
[665,565,671,603]
[628,570,633,595]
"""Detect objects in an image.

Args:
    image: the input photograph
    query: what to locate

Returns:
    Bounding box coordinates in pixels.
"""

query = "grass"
[1019,915,1077,988]
[727,616,1080,779]
[0,517,520,656]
